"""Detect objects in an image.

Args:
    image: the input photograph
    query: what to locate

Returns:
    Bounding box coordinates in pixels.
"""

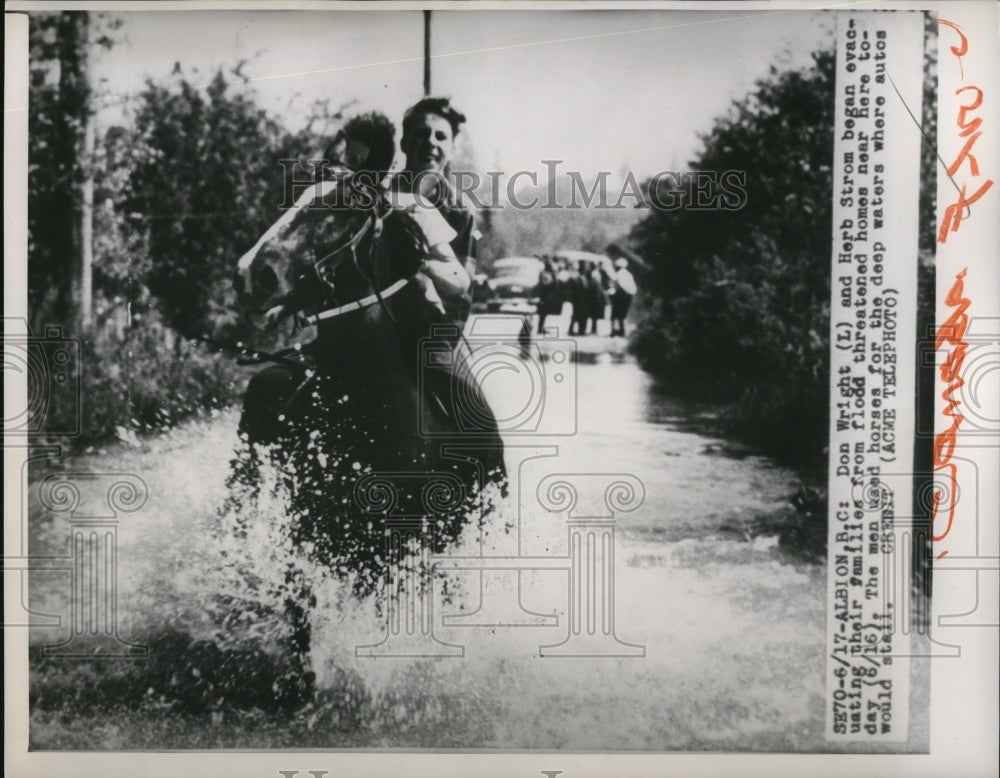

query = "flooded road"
[28,353,841,751]
[517,356,804,541]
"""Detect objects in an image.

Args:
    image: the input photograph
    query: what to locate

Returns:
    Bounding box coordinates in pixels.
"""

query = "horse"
[229,160,508,610]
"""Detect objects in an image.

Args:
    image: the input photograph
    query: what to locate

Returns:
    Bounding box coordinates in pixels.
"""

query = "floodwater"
[27,350,844,751]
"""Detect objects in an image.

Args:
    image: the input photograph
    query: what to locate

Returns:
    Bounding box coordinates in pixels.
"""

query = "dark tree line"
[28,13,347,341]
[628,32,937,473]
[27,12,338,442]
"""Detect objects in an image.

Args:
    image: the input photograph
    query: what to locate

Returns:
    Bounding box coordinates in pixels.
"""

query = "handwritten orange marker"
[931,268,970,559]
[936,19,995,244]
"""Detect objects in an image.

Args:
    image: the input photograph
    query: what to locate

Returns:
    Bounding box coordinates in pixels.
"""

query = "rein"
[312,207,377,281]
[303,278,409,324]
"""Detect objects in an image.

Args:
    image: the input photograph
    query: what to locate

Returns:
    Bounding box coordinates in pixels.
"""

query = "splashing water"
[29,362,910,751]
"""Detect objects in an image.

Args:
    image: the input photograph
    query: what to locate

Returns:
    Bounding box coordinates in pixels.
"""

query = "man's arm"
[398,196,471,301]
[441,203,478,270]
[422,254,471,299]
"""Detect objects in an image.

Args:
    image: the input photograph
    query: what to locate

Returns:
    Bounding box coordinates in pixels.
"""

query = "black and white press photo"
[4,2,998,776]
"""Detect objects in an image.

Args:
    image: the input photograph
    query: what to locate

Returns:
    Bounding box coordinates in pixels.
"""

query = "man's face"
[403,112,454,175]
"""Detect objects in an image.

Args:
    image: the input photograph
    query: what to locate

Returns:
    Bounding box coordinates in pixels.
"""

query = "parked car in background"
[483,256,545,314]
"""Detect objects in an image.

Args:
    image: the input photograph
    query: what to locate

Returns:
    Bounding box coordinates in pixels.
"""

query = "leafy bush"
[40,309,247,449]
[628,36,935,476]
[119,319,245,436]
[628,50,836,473]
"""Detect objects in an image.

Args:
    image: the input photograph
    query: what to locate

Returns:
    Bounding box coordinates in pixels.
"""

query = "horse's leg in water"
[237,365,317,699]
[277,562,316,706]
[238,364,302,447]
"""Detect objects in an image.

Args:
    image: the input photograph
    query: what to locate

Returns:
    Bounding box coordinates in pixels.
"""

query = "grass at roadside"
[29,706,370,750]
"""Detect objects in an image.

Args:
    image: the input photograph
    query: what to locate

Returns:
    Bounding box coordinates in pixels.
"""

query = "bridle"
[298,196,409,327]
[238,170,420,334]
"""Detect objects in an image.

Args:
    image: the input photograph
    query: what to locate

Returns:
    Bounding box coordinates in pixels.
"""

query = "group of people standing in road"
[534,255,637,337]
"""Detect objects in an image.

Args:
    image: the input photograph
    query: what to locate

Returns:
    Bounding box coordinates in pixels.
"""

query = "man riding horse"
[231,100,507,597]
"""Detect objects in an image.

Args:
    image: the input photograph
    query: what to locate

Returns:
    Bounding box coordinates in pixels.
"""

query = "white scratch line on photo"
[4,1,877,114]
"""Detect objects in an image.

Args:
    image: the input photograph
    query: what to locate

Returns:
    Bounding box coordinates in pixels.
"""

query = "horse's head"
[235,188,434,336]
[234,157,392,327]
[235,113,428,329]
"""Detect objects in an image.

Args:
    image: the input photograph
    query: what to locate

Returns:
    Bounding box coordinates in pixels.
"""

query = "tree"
[28,12,126,331]
[629,36,937,471]
[28,13,91,328]
[125,69,306,341]
[628,50,837,468]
